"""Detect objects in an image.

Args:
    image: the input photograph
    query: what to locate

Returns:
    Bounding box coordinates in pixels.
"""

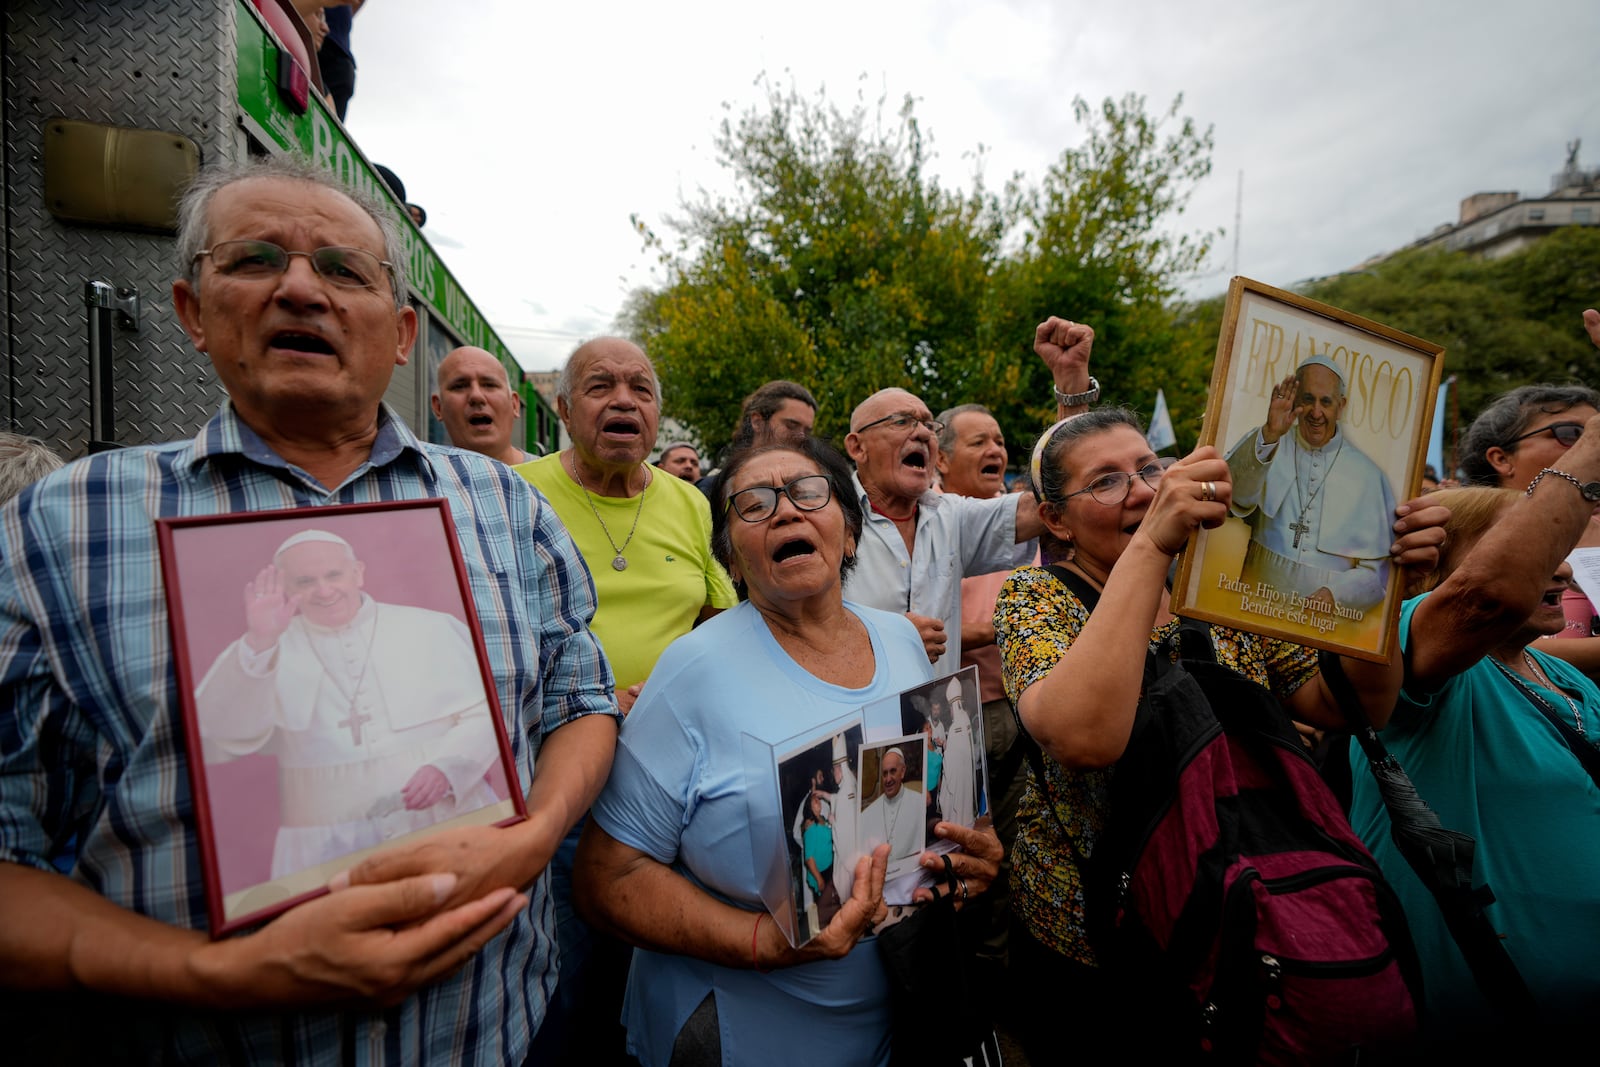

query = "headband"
[1029,413,1089,503]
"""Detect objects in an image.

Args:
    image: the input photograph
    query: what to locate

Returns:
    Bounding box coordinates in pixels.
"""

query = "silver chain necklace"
[1492,652,1586,737]
[567,451,649,571]
[304,610,380,745]
[1289,434,1344,551]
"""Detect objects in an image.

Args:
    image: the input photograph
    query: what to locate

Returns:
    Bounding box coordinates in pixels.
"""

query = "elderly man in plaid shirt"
[0,155,619,1064]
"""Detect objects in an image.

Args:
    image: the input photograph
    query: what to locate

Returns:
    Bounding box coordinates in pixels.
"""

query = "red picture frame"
[158,498,526,937]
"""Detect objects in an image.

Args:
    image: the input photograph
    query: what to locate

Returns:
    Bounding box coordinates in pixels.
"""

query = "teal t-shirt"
[803,820,834,893]
[1348,593,1600,1031]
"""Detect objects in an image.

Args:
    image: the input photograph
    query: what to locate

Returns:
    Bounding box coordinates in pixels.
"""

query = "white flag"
[1147,389,1176,451]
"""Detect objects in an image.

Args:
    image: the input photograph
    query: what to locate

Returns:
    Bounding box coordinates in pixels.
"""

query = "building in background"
[1382,142,1600,263]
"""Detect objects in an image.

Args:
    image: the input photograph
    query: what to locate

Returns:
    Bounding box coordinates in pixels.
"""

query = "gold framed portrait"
[1172,277,1445,662]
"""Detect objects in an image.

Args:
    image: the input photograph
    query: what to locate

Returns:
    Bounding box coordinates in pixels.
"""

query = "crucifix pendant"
[612,555,628,571]
[1290,518,1310,550]
[338,708,373,745]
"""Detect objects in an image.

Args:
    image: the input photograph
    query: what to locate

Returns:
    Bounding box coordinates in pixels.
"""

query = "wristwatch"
[1527,466,1600,502]
[1053,376,1101,407]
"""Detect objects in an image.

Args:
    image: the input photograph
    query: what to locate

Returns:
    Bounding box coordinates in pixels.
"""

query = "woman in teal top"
[1348,457,1600,1050]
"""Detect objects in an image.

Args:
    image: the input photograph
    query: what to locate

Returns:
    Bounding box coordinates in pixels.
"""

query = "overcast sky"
[345,0,1598,372]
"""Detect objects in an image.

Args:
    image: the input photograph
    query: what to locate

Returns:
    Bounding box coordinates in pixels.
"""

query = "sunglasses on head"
[1504,421,1584,448]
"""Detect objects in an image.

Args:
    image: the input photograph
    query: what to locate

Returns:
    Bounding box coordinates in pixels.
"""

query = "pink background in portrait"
[168,507,511,895]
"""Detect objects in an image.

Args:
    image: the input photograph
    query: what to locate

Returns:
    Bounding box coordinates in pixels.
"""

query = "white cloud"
[343,0,1600,370]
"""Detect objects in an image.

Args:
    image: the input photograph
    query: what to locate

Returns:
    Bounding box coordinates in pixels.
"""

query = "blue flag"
[1425,376,1454,479]
[1147,389,1176,451]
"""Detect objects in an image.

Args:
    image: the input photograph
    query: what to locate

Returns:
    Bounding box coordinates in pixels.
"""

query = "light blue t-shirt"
[1348,593,1600,1031]
[591,600,932,1067]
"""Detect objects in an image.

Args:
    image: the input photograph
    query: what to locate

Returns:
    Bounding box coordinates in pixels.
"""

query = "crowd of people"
[2,155,1599,1065]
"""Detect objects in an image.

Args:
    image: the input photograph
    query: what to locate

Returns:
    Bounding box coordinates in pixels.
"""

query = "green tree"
[968,95,1217,448]
[622,81,1219,461]
[624,82,1002,450]
[1305,228,1600,427]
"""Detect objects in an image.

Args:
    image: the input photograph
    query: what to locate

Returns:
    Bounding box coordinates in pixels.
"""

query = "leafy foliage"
[1303,227,1600,435]
[621,82,1219,460]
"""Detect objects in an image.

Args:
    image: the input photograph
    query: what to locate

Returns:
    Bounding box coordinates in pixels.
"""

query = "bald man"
[432,346,531,465]
[842,316,1098,672]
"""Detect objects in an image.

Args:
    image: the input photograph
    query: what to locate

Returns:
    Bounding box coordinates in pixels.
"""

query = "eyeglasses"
[193,239,394,291]
[853,412,944,436]
[1064,458,1176,506]
[1504,421,1584,448]
[727,474,833,523]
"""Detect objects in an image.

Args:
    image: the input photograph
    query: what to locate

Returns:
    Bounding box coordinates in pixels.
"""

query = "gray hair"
[556,338,663,404]
[1459,384,1600,487]
[935,403,992,454]
[1031,407,1146,509]
[0,433,65,504]
[175,155,410,310]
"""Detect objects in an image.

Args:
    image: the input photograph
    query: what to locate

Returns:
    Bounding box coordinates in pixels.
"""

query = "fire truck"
[2,0,559,457]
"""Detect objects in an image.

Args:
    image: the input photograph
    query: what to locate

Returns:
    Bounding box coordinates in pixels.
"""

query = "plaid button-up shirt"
[0,404,617,1064]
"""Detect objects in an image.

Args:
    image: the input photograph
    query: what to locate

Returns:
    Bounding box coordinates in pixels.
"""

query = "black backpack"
[1018,566,1423,1064]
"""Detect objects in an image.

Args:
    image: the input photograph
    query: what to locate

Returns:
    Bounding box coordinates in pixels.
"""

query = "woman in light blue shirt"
[576,437,1003,1066]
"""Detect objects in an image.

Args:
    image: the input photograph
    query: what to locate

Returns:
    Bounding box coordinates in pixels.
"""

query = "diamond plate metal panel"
[4,1,244,459]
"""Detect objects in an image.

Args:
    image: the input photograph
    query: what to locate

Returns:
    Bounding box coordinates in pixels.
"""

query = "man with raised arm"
[842,317,1096,672]
[0,156,618,1064]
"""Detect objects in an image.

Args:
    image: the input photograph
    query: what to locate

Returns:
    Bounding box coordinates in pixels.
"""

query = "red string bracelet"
[751,912,770,973]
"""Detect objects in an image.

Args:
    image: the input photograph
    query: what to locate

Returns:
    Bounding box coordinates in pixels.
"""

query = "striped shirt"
[0,404,617,1064]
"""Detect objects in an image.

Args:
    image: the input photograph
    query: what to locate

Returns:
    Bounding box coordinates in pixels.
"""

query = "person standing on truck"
[318,0,361,120]
[0,154,620,1063]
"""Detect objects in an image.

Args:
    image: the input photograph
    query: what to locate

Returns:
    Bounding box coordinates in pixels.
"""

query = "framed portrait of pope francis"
[1173,277,1445,662]
[159,499,526,936]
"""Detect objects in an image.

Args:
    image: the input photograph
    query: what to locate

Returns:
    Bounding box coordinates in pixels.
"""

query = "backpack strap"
[1319,651,1537,1022]
[1010,566,1103,872]
[1042,563,1100,611]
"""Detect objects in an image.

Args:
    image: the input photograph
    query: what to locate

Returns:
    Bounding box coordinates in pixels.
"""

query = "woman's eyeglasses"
[1504,421,1584,449]
[727,474,833,522]
[1064,458,1177,506]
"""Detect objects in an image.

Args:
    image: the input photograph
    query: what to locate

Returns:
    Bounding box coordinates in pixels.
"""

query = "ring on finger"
[958,878,969,902]
[1200,480,1216,503]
